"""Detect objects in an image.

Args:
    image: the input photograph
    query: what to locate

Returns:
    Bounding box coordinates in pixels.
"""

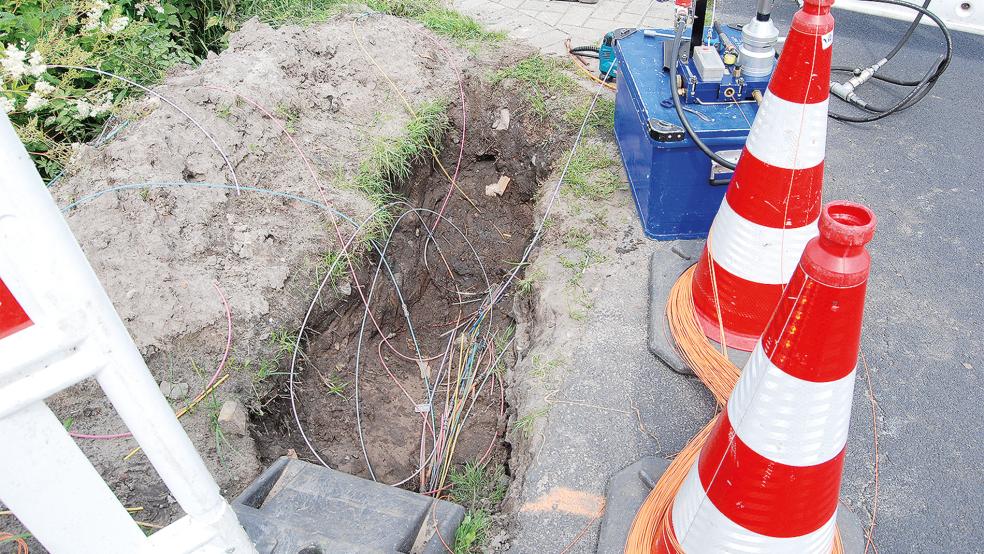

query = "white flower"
[25,92,48,112]
[74,91,114,119]
[83,0,112,31]
[27,50,45,77]
[0,96,14,114]
[107,16,129,33]
[1,43,28,81]
[75,99,93,118]
[34,80,55,95]
[92,97,113,116]
[135,0,164,16]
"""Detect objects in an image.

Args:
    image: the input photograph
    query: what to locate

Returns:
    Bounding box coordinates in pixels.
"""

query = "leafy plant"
[448,463,506,554]
[453,510,489,553]
[1,0,196,181]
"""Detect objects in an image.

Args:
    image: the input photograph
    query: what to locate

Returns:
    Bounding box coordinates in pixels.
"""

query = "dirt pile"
[48,12,463,522]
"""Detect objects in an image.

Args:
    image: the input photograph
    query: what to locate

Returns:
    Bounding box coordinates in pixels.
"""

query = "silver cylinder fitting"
[738,9,779,77]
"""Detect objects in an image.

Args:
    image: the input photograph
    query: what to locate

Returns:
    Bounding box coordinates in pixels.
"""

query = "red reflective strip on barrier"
[691,250,785,350]
[761,266,867,382]
[0,277,32,340]
[768,23,833,105]
[726,152,825,229]
[698,412,845,539]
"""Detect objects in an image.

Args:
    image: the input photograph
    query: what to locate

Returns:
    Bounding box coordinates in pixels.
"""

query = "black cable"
[569,45,600,59]
[668,18,738,170]
[832,65,924,87]
[828,0,952,123]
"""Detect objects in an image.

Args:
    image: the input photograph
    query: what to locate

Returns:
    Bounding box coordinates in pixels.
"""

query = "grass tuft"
[564,96,616,134]
[448,463,507,553]
[515,406,550,438]
[238,0,502,46]
[368,99,449,183]
[341,99,448,243]
[563,142,622,199]
[492,55,574,92]
[415,7,506,44]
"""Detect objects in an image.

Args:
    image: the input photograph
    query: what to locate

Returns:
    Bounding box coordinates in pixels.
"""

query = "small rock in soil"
[159,381,190,400]
[492,108,511,131]
[218,400,248,437]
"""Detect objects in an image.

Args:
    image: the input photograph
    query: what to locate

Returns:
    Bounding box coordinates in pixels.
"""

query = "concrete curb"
[647,242,753,376]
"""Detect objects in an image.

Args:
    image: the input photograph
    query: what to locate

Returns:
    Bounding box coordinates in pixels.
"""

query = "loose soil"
[3,10,584,549]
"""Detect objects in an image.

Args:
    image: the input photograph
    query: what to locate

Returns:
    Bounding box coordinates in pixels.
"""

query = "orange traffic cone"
[691,0,835,351]
[655,200,876,553]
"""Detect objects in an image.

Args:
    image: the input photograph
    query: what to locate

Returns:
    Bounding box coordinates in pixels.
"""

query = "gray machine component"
[738,0,780,77]
[233,457,466,554]
[693,45,727,82]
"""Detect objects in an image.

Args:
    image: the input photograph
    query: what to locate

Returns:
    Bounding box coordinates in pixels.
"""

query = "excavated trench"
[251,82,557,487]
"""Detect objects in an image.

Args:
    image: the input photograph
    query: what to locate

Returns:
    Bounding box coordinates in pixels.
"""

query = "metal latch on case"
[647,118,685,142]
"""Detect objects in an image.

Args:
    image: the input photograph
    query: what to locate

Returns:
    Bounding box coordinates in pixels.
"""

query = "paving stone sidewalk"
[452,0,676,55]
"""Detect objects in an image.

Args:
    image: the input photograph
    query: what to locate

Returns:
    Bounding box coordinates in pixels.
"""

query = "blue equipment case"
[613,29,761,240]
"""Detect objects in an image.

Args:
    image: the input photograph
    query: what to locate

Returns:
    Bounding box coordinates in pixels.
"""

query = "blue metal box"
[614,30,760,240]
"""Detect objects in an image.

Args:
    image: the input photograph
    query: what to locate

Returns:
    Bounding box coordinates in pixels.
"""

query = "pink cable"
[208,86,440,367]
[70,282,232,440]
[412,28,467,232]
[206,281,233,389]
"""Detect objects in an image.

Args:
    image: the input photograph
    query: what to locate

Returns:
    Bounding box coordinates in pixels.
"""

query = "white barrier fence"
[0,114,257,554]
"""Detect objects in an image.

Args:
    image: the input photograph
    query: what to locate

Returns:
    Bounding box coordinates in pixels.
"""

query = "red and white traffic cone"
[691,0,835,351]
[655,200,876,553]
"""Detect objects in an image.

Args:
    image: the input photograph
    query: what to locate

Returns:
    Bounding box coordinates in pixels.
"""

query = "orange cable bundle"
[0,532,30,554]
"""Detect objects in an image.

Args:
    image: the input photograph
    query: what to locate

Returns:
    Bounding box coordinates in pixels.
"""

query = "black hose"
[569,45,601,59]
[828,0,952,123]
[669,18,738,170]
[832,65,926,87]
[884,0,928,62]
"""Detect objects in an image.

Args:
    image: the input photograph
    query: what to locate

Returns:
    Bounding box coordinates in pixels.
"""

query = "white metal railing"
[0,114,257,554]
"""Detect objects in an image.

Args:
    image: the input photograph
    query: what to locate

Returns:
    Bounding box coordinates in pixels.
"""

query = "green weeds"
[564,96,616,133]
[454,511,489,553]
[205,391,228,464]
[448,463,507,553]
[275,103,301,134]
[516,269,544,297]
[492,55,574,91]
[563,228,591,250]
[563,142,622,199]
[531,354,562,380]
[318,370,350,398]
[238,0,502,47]
[559,248,606,287]
[370,100,448,183]
[515,406,549,438]
[313,250,350,291]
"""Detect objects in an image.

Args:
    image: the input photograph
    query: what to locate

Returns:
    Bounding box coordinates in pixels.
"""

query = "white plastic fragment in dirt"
[0,113,257,554]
